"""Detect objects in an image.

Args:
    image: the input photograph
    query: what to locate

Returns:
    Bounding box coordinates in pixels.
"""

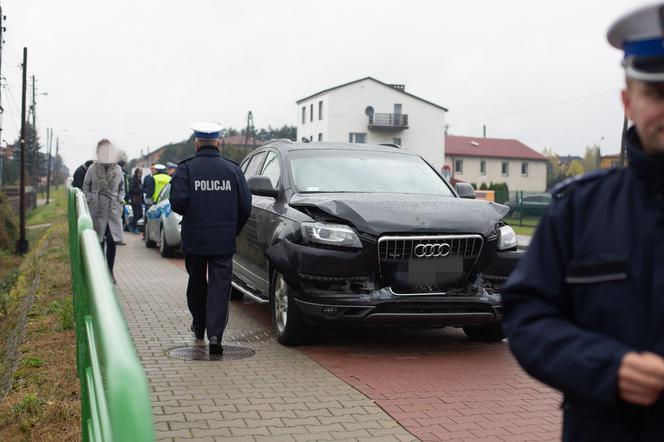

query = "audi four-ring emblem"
[414,243,451,258]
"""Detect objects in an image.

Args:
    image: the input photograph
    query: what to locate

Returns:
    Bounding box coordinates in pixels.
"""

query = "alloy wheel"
[274,274,288,335]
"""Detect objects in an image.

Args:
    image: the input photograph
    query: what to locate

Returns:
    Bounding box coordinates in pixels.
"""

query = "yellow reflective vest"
[153,173,171,202]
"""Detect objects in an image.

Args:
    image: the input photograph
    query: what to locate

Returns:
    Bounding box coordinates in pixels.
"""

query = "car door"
[149,183,170,240]
[251,149,283,292]
[234,151,268,293]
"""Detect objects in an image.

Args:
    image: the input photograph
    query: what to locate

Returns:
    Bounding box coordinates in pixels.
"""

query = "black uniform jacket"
[170,146,252,256]
[503,127,664,441]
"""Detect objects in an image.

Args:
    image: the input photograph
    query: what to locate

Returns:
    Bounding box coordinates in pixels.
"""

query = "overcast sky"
[1,0,646,172]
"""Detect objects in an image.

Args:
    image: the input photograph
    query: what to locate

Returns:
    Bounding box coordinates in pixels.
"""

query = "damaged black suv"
[232,140,519,345]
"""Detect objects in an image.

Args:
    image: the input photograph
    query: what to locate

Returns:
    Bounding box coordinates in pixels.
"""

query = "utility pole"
[619,113,628,168]
[54,135,59,187]
[45,127,52,204]
[17,47,27,255]
[245,111,255,156]
[0,6,5,145]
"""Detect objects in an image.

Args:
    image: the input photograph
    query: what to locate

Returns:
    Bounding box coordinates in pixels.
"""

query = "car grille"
[377,234,484,295]
[378,235,483,262]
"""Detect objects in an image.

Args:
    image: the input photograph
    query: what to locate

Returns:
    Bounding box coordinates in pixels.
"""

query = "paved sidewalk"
[115,234,416,441]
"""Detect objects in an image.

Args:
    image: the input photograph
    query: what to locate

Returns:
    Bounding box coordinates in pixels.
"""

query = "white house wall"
[297,95,330,142]
[297,79,447,169]
[443,156,547,192]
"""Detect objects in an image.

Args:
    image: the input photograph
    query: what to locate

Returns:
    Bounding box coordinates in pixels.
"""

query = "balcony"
[368,113,409,131]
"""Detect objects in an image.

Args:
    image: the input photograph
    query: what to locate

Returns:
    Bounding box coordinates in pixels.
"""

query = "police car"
[232,140,520,345]
[144,182,182,257]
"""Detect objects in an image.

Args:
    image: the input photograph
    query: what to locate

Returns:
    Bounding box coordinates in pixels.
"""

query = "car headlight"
[301,222,362,248]
[498,225,518,250]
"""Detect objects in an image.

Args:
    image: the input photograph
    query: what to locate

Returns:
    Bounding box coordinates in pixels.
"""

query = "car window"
[289,149,454,196]
[260,151,281,188]
[240,157,250,173]
[244,152,267,177]
[158,183,171,202]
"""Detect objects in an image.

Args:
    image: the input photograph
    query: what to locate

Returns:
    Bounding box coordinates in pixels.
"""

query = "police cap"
[190,122,222,139]
[608,3,664,82]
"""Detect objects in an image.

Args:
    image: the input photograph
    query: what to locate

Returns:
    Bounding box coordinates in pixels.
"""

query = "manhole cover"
[165,345,256,361]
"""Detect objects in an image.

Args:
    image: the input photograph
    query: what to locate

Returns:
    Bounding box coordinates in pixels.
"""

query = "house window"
[521,162,529,176]
[318,101,323,120]
[502,161,509,176]
[310,104,313,122]
[393,137,401,146]
[480,160,486,175]
[318,133,323,141]
[301,106,306,124]
[349,133,367,143]
[454,159,463,174]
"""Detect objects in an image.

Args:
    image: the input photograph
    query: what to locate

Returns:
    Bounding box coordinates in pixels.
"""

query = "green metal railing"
[67,187,154,442]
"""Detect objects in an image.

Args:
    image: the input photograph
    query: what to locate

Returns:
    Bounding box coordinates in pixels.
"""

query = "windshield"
[289,149,454,196]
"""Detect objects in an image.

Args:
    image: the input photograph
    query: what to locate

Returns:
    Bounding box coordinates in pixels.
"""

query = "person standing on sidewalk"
[82,139,125,280]
[128,167,144,234]
[503,4,664,441]
[170,122,252,355]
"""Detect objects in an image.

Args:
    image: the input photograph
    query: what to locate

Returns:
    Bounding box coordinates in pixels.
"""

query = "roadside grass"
[0,189,80,441]
[504,216,539,236]
[27,185,66,227]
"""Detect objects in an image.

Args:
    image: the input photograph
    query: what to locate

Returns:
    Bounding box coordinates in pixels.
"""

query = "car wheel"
[270,272,316,346]
[463,321,505,342]
[159,227,174,257]
[144,224,156,248]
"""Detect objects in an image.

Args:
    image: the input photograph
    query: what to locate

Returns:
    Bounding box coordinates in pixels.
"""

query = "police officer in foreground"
[170,122,251,354]
[503,4,664,440]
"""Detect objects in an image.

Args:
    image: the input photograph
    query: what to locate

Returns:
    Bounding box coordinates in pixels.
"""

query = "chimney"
[389,84,405,91]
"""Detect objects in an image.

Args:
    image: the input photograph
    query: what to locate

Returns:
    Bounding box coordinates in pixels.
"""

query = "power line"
[449,88,621,128]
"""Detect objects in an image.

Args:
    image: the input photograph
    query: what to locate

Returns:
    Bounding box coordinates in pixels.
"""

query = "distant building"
[444,135,548,192]
[296,77,448,168]
[600,153,625,169]
[221,134,262,149]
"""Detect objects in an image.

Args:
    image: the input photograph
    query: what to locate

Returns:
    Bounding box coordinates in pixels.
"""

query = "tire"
[463,321,505,342]
[159,227,174,257]
[270,272,316,346]
[144,224,156,248]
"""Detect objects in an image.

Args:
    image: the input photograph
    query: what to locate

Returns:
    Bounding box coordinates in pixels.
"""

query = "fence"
[67,187,154,442]
[503,190,551,228]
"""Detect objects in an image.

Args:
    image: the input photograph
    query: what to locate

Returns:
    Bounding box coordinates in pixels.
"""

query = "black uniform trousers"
[184,254,233,340]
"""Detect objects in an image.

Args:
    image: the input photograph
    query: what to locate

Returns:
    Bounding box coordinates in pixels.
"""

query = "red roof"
[222,134,263,147]
[445,135,546,161]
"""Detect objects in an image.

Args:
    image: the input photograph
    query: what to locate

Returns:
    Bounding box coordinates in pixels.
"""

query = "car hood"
[289,193,509,237]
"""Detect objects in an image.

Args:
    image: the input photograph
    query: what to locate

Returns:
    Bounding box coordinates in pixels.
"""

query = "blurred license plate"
[408,258,463,283]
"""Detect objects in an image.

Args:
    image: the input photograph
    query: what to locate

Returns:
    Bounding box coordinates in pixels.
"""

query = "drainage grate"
[165,345,256,361]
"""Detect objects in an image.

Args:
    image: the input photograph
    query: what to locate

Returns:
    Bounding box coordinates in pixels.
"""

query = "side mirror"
[247,176,279,198]
[455,182,476,199]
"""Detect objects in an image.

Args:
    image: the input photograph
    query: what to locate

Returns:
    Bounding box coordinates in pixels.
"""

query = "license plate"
[407,257,463,284]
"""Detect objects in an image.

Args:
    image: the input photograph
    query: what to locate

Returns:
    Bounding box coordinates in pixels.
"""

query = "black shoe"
[190,324,204,340]
[208,336,223,355]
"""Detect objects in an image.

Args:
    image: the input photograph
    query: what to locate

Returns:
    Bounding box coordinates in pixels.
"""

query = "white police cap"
[190,121,222,139]
[153,163,167,171]
[608,3,664,82]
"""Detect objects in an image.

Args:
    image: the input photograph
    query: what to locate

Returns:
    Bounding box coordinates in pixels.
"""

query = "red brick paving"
[167,254,562,440]
[300,328,562,441]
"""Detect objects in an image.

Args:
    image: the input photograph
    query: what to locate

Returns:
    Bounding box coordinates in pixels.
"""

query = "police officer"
[170,122,252,354]
[166,162,178,177]
[503,4,664,440]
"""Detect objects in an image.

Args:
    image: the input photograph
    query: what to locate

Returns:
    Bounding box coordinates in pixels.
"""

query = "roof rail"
[378,143,401,149]
[266,138,294,144]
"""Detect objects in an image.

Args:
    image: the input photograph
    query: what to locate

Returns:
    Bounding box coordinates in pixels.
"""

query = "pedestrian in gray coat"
[82,139,125,277]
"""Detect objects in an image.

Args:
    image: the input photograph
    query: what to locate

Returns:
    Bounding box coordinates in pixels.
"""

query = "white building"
[444,135,548,192]
[296,77,448,169]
